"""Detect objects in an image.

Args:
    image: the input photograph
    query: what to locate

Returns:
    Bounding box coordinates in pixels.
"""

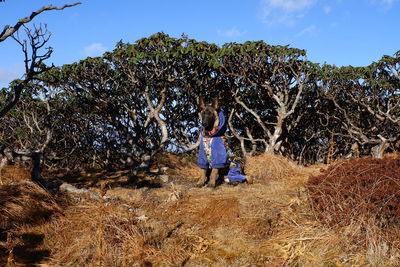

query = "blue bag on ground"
[227,161,247,183]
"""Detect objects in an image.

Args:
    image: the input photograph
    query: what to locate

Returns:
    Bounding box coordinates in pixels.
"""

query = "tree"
[320,53,399,158]
[0,2,81,118]
[2,33,397,171]
[0,2,81,185]
[217,41,310,155]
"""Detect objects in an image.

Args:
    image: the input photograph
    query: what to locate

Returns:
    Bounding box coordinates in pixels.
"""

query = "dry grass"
[307,156,400,226]
[0,165,61,265]
[2,153,400,266]
[245,152,308,183]
[0,166,60,230]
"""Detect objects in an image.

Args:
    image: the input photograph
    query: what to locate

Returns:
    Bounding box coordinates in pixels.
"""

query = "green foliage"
[1,32,398,169]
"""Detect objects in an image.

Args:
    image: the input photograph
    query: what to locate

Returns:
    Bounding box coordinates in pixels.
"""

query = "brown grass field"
[0,153,399,266]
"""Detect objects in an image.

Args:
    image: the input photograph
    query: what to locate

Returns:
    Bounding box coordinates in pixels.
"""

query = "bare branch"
[0,2,82,42]
[1,24,53,118]
[234,94,271,138]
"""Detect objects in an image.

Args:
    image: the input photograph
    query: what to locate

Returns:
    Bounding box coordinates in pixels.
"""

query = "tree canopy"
[1,32,399,170]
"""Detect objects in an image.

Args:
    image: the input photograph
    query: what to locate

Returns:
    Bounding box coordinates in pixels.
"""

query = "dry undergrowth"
[307,155,400,227]
[1,153,400,266]
[0,165,61,265]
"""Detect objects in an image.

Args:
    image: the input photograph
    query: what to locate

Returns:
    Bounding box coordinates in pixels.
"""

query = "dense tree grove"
[1,32,399,170]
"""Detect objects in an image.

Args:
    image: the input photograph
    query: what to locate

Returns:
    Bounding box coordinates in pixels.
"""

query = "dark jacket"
[198,109,228,169]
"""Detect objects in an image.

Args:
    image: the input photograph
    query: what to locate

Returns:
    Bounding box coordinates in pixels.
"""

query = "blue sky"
[1,0,399,88]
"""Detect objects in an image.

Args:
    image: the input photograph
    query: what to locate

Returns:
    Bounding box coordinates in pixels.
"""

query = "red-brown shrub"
[306,155,400,227]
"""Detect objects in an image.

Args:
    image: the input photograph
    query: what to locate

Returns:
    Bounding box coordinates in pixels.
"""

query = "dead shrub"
[306,155,400,227]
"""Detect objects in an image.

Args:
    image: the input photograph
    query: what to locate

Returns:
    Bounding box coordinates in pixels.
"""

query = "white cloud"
[267,0,314,11]
[323,5,332,13]
[369,0,399,6]
[380,0,396,3]
[217,27,247,38]
[261,0,316,25]
[295,24,317,37]
[84,43,107,57]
